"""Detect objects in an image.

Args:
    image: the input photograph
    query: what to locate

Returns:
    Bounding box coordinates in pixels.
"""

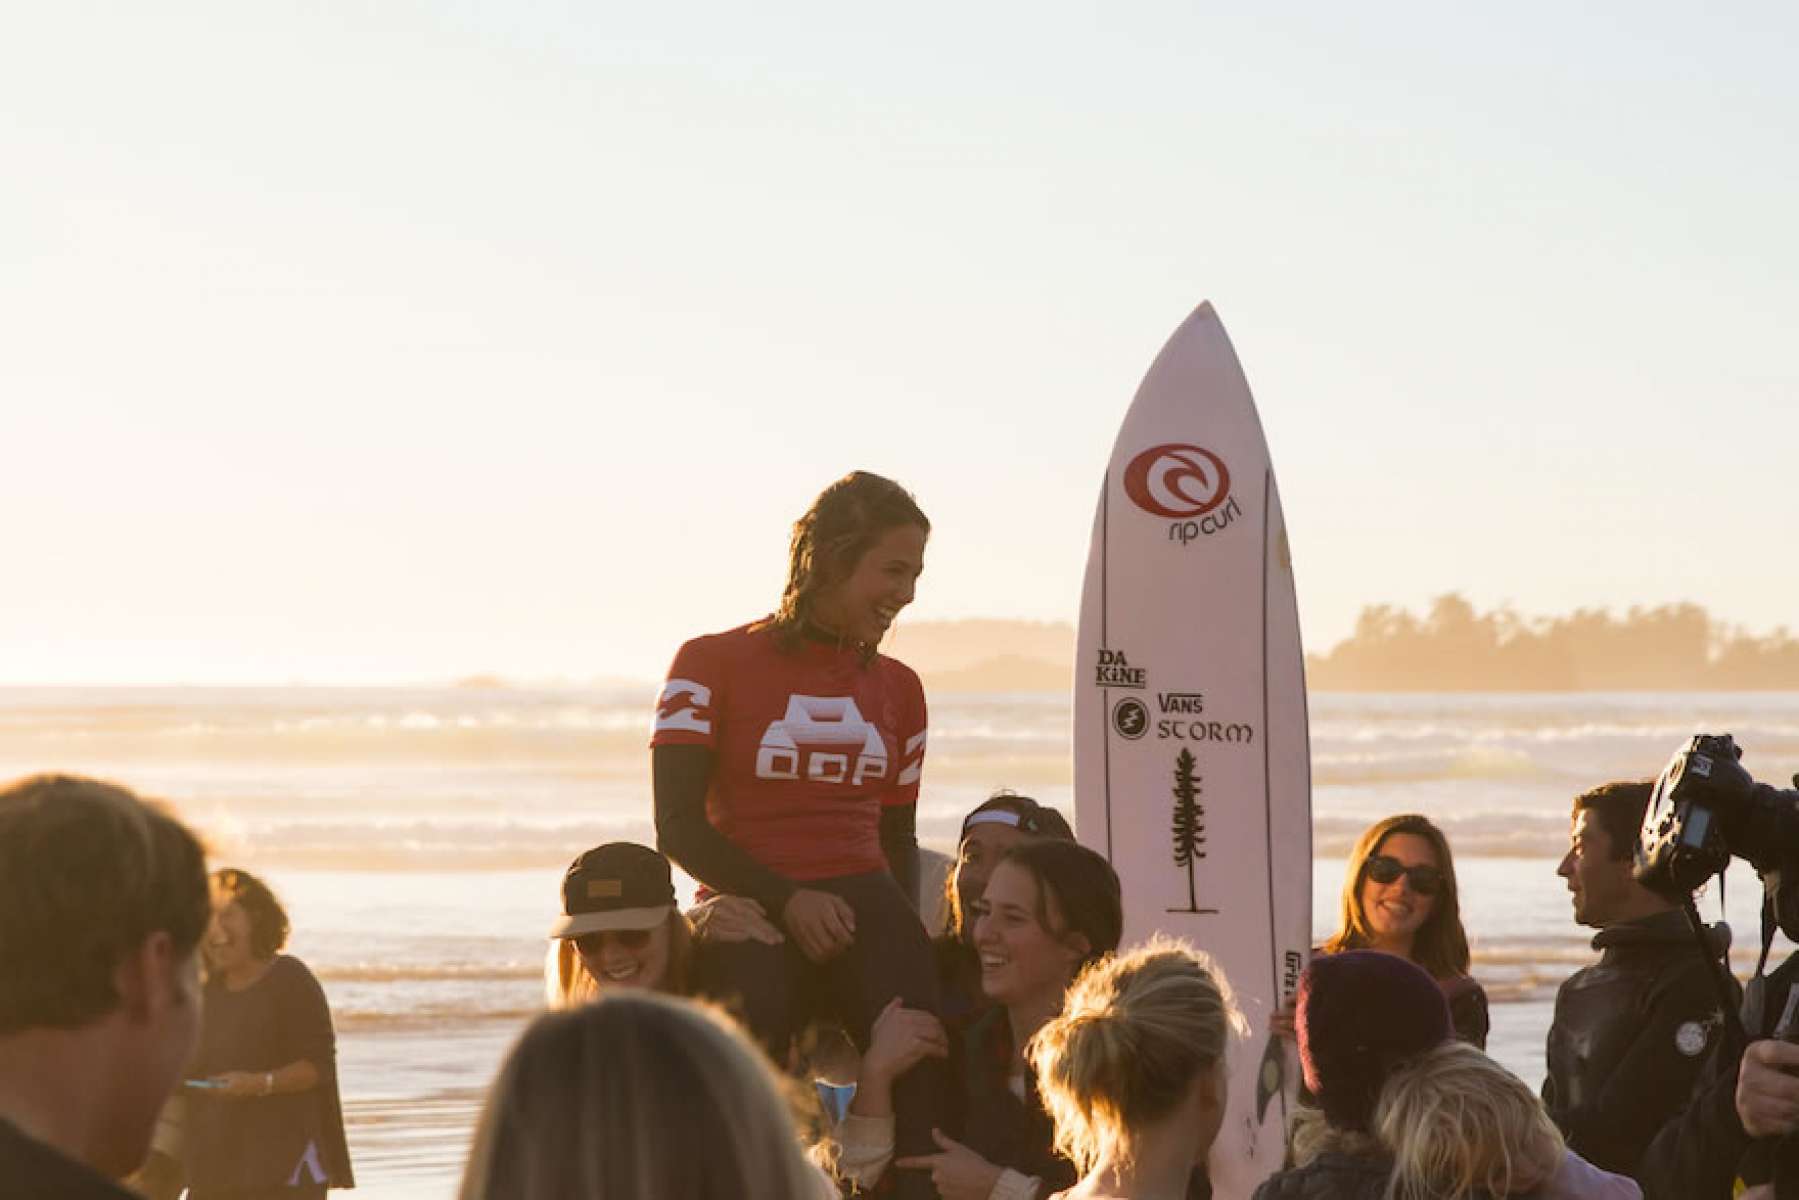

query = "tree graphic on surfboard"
[1167,748,1218,914]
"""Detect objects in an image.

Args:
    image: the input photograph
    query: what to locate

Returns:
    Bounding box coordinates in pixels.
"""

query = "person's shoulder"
[871,649,924,691]
[269,953,326,994]
[677,621,768,658]
[661,622,777,687]
[1440,972,1487,1000]
[1538,1149,1643,1200]
[0,1118,136,1199]
[1254,1155,1389,1200]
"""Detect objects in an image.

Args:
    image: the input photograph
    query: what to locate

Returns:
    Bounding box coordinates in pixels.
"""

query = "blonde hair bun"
[1029,936,1246,1173]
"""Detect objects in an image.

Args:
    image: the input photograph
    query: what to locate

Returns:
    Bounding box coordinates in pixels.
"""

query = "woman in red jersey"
[652,470,941,1198]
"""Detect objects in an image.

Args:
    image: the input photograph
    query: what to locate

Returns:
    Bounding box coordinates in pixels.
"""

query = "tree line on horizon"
[1305,595,1799,691]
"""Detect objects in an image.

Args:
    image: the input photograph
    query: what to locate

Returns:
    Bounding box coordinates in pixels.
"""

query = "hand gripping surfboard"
[1073,302,1312,1197]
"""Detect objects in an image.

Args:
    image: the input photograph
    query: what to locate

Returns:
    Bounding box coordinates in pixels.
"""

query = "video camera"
[1636,733,1799,929]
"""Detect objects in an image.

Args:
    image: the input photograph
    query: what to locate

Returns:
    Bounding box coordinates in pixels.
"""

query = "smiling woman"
[838,840,1129,1199]
[1321,814,1489,1048]
[544,843,694,1007]
[648,470,945,1200]
[183,869,353,1199]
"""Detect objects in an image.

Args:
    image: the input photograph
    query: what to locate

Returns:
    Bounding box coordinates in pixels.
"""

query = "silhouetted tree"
[1306,596,1799,691]
[1168,748,1216,914]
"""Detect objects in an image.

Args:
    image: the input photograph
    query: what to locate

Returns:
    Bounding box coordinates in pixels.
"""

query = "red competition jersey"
[650,622,928,883]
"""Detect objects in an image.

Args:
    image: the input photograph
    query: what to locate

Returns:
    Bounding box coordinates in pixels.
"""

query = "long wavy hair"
[765,471,929,655]
[1322,814,1470,980]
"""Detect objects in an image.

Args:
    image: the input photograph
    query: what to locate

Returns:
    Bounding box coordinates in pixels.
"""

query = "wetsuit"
[650,620,941,1195]
[1543,909,1733,1179]
[1442,974,1491,1049]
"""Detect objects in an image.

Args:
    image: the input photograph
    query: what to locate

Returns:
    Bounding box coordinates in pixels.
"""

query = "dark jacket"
[1543,909,1734,1178]
[937,1009,1210,1199]
[1251,1151,1392,1200]
[1638,951,1799,1200]
[947,1007,1074,1192]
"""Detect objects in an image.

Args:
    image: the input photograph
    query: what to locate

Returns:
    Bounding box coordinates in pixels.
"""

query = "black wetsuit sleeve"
[880,802,919,910]
[653,744,796,919]
[1449,980,1491,1050]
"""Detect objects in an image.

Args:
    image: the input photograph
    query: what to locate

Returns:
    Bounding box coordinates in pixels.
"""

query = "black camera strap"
[1684,888,1748,1048]
[1761,885,1780,981]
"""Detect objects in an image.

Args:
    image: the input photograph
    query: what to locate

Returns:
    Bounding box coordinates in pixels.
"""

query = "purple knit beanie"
[1297,949,1452,1131]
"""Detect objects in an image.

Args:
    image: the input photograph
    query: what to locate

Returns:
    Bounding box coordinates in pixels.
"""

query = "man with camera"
[1544,779,1735,1180]
[1629,735,1799,1200]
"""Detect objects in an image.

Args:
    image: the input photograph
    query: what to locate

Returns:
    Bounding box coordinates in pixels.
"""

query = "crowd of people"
[2,470,1795,1200]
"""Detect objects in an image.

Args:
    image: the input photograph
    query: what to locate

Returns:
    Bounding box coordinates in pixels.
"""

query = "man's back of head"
[0,774,209,1183]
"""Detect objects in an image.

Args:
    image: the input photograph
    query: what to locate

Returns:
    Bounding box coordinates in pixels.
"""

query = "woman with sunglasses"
[1322,814,1488,1048]
[546,843,698,1005]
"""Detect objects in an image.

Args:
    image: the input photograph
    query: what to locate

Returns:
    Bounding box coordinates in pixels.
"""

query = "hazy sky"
[4,2,1795,684]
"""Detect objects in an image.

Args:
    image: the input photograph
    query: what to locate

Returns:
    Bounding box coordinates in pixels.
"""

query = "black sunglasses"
[574,928,653,955]
[1363,854,1445,896]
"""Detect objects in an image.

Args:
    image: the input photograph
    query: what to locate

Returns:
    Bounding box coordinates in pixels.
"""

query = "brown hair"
[1323,814,1470,980]
[1030,937,1245,1174]
[767,471,929,654]
[543,911,695,1009]
[211,868,290,960]
[994,840,1123,973]
[941,790,1076,940]
[1572,780,1655,863]
[0,775,209,1033]
[460,991,831,1200]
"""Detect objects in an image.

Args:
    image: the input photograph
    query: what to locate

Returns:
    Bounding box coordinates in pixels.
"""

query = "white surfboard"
[1074,302,1311,1198]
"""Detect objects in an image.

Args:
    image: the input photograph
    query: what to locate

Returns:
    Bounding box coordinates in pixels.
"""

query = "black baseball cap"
[548,843,676,939]
[959,792,1074,843]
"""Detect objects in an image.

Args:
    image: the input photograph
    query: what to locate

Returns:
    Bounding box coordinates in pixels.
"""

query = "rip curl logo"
[755,695,891,786]
[1123,443,1231,519]
[655,679,713,734]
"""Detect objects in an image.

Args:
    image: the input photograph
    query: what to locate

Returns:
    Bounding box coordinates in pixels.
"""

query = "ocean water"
[4,687,1798,1196]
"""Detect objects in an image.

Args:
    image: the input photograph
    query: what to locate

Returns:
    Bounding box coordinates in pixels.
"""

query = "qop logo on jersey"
[756,694,895,786]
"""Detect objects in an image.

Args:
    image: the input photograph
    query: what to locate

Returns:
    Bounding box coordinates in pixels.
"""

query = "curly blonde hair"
[1028,937,1245,1174]
[1375,1042,1563,1200]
